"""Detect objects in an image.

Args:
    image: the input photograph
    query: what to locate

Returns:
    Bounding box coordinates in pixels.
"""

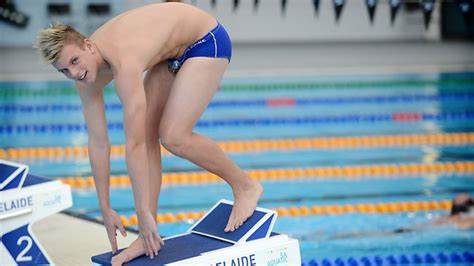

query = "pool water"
[1,71,473,264]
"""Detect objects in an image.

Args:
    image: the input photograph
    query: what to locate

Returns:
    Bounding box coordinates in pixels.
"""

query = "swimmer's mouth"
[78,71,87,81]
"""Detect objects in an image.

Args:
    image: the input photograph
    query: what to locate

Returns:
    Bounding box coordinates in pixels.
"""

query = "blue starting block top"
[92,232,282,266]
[92,199,279,265]
[189,199,276,244]
[0,160,52,192]
[93,233,232,265]
[0,160,29,191]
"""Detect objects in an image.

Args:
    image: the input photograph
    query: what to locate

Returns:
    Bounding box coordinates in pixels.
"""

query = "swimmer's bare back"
[88,3,218,77]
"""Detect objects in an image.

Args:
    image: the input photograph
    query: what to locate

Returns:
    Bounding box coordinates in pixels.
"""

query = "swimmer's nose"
[69,68,81,80]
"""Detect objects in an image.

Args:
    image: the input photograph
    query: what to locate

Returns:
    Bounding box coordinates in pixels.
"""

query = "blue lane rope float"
[301,251,474,266]
[2,92,474,113]
[1,111,474,134]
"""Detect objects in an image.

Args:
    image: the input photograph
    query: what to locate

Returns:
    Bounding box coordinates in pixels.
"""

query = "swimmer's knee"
[159,129,191,157]
[145,129,162,152]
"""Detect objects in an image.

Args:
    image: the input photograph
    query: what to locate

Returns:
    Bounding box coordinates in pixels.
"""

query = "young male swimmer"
[36,2,263,265]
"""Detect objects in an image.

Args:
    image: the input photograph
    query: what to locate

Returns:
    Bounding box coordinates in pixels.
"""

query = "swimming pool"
[1,71,473,265]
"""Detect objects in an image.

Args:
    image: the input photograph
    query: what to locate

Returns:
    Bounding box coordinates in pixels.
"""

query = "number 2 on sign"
[16,236,33,262]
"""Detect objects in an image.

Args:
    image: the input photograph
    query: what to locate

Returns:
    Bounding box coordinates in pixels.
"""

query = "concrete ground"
[3,40,473,265]
[32,213,138,265]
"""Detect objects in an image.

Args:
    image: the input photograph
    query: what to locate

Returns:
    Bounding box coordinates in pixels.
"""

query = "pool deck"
[32,213,138,265]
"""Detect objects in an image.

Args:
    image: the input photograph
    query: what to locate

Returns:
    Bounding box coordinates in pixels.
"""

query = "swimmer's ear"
[83,38,95,53]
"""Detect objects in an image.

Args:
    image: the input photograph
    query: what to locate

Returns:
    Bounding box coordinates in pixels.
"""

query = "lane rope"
[2,132,473,159]
[1,92,473,113]
[113,199,452,225]
[302,251,474,266]
[1,111,474,134]
[59,161,474,188]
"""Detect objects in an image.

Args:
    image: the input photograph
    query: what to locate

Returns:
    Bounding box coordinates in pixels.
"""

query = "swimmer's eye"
[72,57,78,64]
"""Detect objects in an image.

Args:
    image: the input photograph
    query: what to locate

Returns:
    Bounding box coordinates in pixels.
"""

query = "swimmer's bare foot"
[224,179,263,232]
[111,238,145,266]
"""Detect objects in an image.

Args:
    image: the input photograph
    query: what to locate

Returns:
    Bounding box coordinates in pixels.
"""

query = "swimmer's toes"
[224,216,234,232]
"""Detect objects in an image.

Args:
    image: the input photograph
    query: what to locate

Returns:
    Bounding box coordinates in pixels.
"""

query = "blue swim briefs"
[168,23,232,73]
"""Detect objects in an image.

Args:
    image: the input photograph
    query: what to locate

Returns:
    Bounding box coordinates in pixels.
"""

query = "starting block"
[92,199,301,265]
[0,159,73,265]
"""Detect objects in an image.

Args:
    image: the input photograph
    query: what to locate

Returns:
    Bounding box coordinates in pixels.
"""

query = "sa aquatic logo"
[267,251,288,266]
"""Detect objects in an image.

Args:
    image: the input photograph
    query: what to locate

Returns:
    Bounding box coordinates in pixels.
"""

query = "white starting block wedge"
[0,160,72,265]
[92,199,301,265]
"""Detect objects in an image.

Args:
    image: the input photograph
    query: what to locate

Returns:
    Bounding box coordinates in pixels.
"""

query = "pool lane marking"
[114,199,453,225]
[80,188,474,215]
[59,161,474,188]
[0,92,474,114]
[2,132,474,159]
[2,111,474,134]
[301,251,474,265]
[2,92,474,112]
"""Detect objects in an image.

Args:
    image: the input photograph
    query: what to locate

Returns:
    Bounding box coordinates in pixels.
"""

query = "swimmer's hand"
[138,211,164,259]
[102,207,127,254]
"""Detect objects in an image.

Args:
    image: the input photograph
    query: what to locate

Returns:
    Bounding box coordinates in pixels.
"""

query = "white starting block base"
[92,200,301,265]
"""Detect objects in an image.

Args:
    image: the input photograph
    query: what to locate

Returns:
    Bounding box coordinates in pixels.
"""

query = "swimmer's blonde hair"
[35,22,86,64]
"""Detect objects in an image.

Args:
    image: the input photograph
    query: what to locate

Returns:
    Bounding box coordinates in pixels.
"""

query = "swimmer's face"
[52,39,98,84]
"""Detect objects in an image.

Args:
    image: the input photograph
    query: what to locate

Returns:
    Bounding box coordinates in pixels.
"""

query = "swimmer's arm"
[113,66,151,214]
[114,66,163,257]
[436,215,474,229]
[330,222,431,240]
[76,77,112,210]
[457,217,474,229]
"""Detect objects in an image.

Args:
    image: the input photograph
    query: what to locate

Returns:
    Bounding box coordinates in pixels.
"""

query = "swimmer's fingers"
[140,236,148,257]
[138,211,159,258]
[156,233,165,246]
[118,222,127,237]
[148,233,160,257]
[102,208,124,254]
[141,234,158,259]
[106,227,119,254]
[104,218,118,253]
[153,232,164,249]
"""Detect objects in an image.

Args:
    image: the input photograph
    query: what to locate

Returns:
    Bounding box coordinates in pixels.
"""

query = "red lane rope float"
[266,98,297,107]
[392,112,423,122]
[2,132,474,159]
